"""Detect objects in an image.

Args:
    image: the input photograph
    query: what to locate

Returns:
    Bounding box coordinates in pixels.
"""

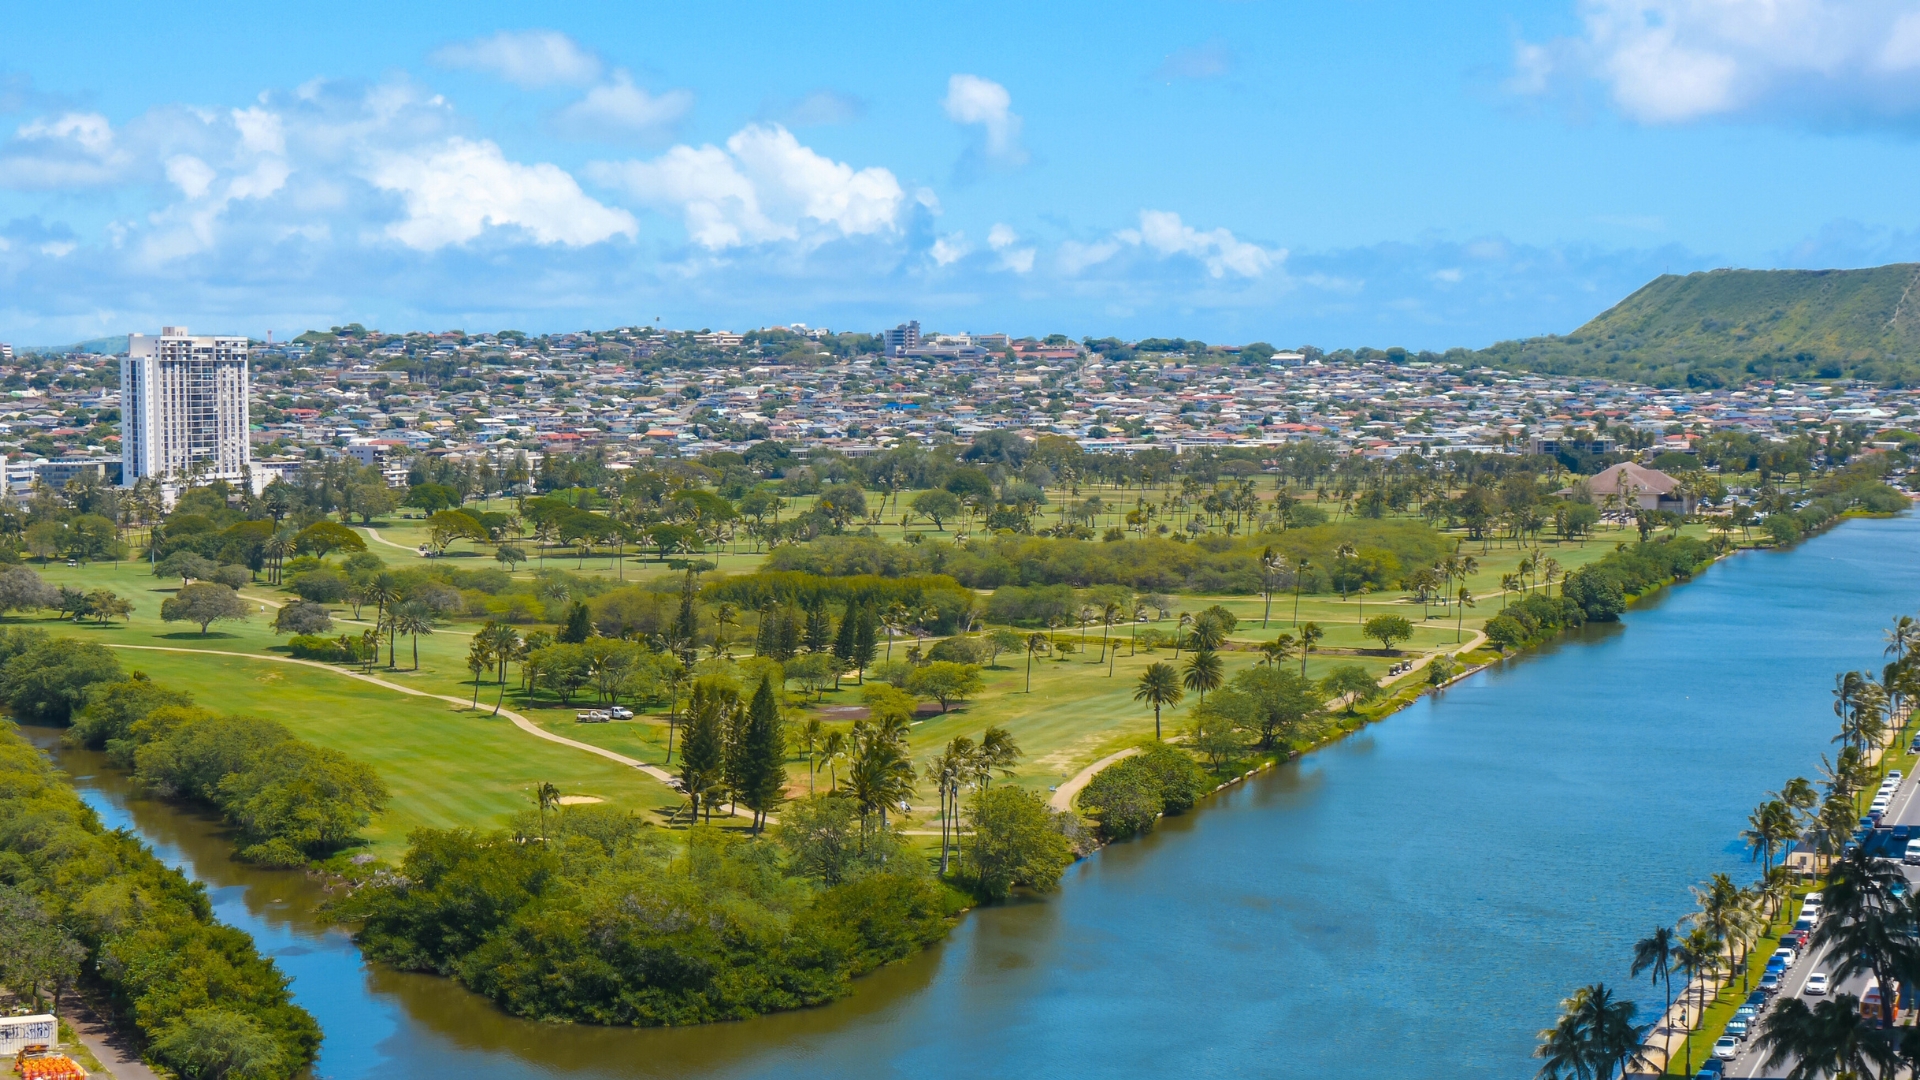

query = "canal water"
[23,514,1920,1079]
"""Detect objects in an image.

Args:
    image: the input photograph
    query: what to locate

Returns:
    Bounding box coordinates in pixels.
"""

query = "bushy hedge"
[338,815,960,1025]
[1078,743,1212,841]
[1561,536,1717,622]
[286,633,371,662]
[0,723,319,1077]
[0,627,122,724]
[66,677,388,866]
[1483,593,1588,650]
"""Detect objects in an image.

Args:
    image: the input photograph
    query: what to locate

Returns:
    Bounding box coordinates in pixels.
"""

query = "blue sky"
[6,0,1920,349]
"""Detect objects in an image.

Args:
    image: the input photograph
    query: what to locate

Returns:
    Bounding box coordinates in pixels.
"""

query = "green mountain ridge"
[1474,264,1920,387]
[20,334,130,356]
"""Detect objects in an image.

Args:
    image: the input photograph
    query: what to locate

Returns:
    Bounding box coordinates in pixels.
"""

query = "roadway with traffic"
[1714,743,1920,1079]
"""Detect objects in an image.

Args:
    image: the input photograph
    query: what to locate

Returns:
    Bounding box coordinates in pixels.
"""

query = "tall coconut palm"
[1182,648,1223,705]
[1298,622,1324,678]
[534,781,560,840]
[1743,799,1795,876]
[1629,926,1675,1071]
[1672,927,1720,1078]
[1134,662,1184,741]
[391,600,435,670]
[847,719,916,833]
[1024,632,1049,692]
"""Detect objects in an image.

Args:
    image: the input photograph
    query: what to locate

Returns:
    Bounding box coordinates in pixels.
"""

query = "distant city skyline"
[6,2,1920,349]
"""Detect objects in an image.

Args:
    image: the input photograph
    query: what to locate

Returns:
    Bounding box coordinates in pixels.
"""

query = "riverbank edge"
[1063,533,1764,848]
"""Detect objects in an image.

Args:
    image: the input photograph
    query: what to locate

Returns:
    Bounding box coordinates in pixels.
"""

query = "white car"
[575,710,610,723]
[607,706,634,720]
[1772,946,1796,969]
[1805,972,1830,995]
[1713,1035,1740,1060]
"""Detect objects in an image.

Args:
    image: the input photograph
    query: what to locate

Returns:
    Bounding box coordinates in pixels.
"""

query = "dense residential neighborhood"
[1,322,1915,496]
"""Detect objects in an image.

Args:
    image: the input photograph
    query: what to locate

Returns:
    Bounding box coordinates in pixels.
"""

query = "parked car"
[1805,972,1831,995]
[1764,958,1787,979]
[1745,990,1768,1009]
[1771,947,1796,968]
[607,706,634,720]
[1724,1016,1750,1040]
[575,710,610,723]
[1713,1035,1740,1060]
[1758,972,1782,993]
[1696,1059,1725,1078]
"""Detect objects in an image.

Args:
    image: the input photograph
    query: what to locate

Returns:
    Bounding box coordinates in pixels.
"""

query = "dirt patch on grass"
[555,795,603,805]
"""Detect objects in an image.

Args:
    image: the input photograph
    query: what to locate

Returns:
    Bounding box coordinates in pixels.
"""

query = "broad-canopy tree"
[1363,614,1415,652]
[161,583,251,635]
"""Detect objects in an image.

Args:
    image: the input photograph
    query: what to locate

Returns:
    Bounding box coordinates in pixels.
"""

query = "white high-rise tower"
[121,326,250,490]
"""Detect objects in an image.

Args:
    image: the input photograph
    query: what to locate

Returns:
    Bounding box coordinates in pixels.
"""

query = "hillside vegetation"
[1476,264,1920,387]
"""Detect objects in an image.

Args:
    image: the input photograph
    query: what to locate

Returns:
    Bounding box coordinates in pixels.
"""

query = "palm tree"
[1260,547,1287,628]
[534,780,560,840]
[1454,584,1477,644]
[819,729,849,792]
[1259,633,1296,669]
[1810,848,1905,1028]
[847,720,916,832]
[930,736,974,876]
[392,600,434,670]
[1024,632,1049,692]
[1672,927,1719,1078]
[1533,984,1651,1080]
[1182,649,1223,704]
[1742,799,1795,876]
[1754,995,1892,1079]
[1134,662,1184,740]
[1629,927,1675,1072]
[1298,622,1324,678]
[797,716,826,795]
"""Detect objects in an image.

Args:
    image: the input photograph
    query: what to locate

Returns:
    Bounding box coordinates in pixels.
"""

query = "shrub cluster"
[1562,536,1717,622]
[337,814,961,1026]
[0,723,320,1077]
[66,676,388,866]
[1483,593,1588,650]
[1077,743,1212,841]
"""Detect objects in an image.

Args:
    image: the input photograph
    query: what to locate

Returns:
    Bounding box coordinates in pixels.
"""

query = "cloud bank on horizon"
[3,9,1920,348]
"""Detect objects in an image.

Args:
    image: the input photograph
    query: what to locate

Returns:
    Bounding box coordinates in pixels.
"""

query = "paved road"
[1716,760,1917,1079]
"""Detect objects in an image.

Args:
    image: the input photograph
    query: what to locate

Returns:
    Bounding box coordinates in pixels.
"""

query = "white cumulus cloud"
[2,112,127,187]
[1518,0,1920,123]
[942,74,1025,165]
[1119,210,1278,278]
[987,223,1035,273]
[554,70,693,140]
[431,30,602,88]
[590,123,903,250]
[368,137,636,249]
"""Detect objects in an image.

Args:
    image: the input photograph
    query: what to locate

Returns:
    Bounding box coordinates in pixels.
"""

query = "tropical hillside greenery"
[1475,264,1920,388]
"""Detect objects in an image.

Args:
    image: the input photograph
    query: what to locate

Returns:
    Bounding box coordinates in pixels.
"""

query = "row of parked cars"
[1709,894,1828,1066]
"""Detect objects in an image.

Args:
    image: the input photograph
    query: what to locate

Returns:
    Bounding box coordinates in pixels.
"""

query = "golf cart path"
[1050,631,1491,813]
[360,526,422,554]
[102,644,680,786]
[1049,746,1142,812]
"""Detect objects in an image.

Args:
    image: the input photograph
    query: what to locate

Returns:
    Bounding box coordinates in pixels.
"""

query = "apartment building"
[121,326,250,491]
